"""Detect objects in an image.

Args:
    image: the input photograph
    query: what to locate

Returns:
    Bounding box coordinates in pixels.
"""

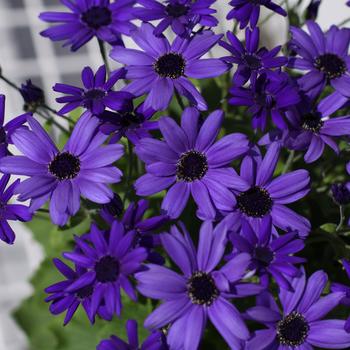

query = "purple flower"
[39,0,135,51]
[331,259,350,333]
[62,221,147,320]
[229,217,306,290]
[97,319,168,350]
[229,72,301,130]
[98,102,158,144]
[245,269,350,349]
[134,107,249,220]
[133,0,218,37]
[227,0,287,29]
[305,0,322,20]
[19,80,45,112]
[0,174,32,244]
[288,21,350,115]
[220,27,287,86]
[0,94,29,157]
[0,113,123,226]
[53,66,132,115]
[224,143,311,237]
[45,258,95,325]
[136,221,260,350]
[110,23,230,111]
[347,0,350,6]
[331,183,350,206]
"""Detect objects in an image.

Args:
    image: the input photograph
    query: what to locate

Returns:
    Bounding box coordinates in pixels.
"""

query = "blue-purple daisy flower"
[133,0,218,37]
[229,72,301,130]
[62,221,147,320]
[39,0,135,51]
[110,23,230,111]
[220,27,287,86]
[0,113,123,226]
[45,258,95,325]
[224,143,311,237]
[0,174,32,244]
[245,269,350,349]
[54,66,132,115]
[288,21,350,115]
[228,217,306,290]
[227,0,287,29]
[98,102,158,144]
[0,94,29,157]
[134,107,249,220]
[331,259,350,333]
[97,319,168,350]
[136,220,261,350]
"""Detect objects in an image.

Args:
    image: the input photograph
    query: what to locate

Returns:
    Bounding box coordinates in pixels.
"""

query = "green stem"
[37,208,49,214]
[336,205,345,232]
[36,109,69,135]
[282,150,295,174]
[174,90,185,110]
[98,39,110,77]
[338,17,350,27]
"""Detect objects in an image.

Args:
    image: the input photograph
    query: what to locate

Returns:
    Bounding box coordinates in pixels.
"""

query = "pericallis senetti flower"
[133,0,218,37]
[110,23,230,111]
[97,319,169,350]
[62,221,147,320]
[53,66,132,115]
[245,269,350,349]
[224,143,311,237]
[0,174,32,244]
[228,216,306,290]
[19,80,45,113]
[220,27,287,86]
[227,0,287,29]
[39,0,136,51]
[288,21,350,116]
[136,220,261,350]
[134,107,249,220]
[0,113,123,226]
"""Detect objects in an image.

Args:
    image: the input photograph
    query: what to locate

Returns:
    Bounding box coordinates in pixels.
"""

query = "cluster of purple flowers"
[0,0,350,349]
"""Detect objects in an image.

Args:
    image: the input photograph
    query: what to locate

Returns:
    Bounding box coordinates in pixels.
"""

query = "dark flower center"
[187,271,219,306]
[94,255,120,283]
[165,3,189,17]
[154,53,186,79]
[255,93,276,109]
[301,112,324,132]
[237,186,272,217]
[81,6,112,30]
[49,152,81,180]
[244,54,262,70]
[315,53,346,79]
[254,246,275,267]
[0,127,7,144]
[84,88,106,101]
[76,284,94,299]
[277,312,309,346]
[119,112,143,128]
[176,150,208,182]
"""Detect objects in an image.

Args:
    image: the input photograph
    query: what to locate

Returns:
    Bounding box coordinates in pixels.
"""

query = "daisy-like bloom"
[228,217,306,290]
[45,258,95,325]
[288,21,350,116]
[133,0,218,37]
[0,113,123,226]
[229,72,300,130]
[110,23,230,111]
[220,27,287,86]
[62,221,147,320]
[0,174,32,244]
[98,101,158,144]
[19,80,45,113]
[97,319,169,350]
[136,221,261,350]
[245,269,350,349]
[134,107,249,220]
[0,94,29,157]
[39,0,135,51]
[226,0,287,29]
[331,259,350,333]
[53,66,132,115]
[225,142,311,237]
